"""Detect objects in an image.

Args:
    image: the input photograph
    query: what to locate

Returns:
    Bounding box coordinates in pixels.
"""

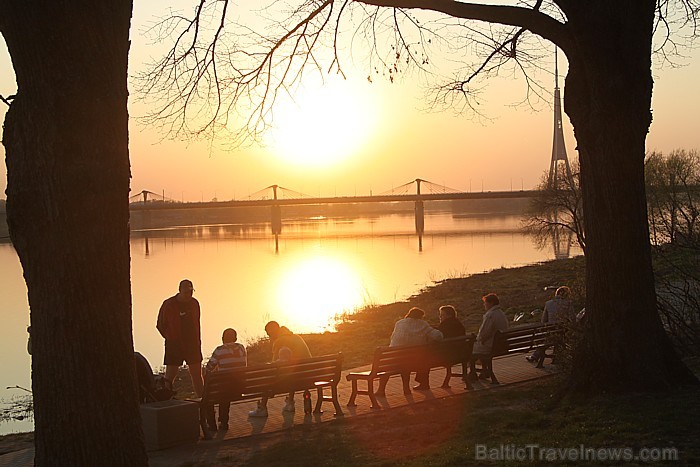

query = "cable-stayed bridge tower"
[548,48,573,189]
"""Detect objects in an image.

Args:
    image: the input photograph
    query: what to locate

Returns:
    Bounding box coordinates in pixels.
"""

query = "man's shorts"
[164,340,203,366]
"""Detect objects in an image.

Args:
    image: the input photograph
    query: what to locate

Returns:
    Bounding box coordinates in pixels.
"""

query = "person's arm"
[271,338,281,361]
[478,315,497,344]
[431,328,444,341]
[156,301,167,338]
[541,305,549,324]
[193,299,202,344]
[425,323,443,341]
[389,322,400,346]
[205,348,219,372]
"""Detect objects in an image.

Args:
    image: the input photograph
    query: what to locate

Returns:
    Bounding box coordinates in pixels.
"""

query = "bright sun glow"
[267,78,378,167]
[276,255,364,331]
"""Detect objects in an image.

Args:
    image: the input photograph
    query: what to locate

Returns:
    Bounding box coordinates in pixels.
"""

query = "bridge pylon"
[548,47,573,190]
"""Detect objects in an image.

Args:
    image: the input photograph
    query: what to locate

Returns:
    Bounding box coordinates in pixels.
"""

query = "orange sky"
[1,4,699,202]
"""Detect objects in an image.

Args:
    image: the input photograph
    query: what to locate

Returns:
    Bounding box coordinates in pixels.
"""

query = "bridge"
[130,179,539,237]
[129,179,539,208]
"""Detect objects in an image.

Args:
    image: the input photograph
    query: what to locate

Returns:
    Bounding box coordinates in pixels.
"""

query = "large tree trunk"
[563,1,697,392]
[0,1,148,465]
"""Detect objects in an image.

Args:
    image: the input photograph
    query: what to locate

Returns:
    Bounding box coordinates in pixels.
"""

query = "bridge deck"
[130,190,541,210]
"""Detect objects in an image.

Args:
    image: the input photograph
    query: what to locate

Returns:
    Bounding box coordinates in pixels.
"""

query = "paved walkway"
[0,354,557,467]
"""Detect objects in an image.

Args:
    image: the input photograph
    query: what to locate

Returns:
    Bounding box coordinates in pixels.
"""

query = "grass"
[183,375,699,466]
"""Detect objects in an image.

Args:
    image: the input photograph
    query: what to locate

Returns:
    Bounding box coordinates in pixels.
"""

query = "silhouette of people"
[527,286,574,363]
[436,305,468,380]
[389,307,443,390]
[156,279,204,397]
[204,328,247,431]
[248,321,311,417]
[469,293,508,384]
[134,352,156,403]
[437,305,466,338]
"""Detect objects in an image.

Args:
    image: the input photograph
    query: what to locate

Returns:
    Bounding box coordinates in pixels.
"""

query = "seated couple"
[388,305,467,390]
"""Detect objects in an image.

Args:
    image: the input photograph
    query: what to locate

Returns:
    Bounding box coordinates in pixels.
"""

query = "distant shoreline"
[1,197,532,243]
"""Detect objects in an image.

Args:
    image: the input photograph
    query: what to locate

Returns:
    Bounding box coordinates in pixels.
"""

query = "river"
[0,208,577,434]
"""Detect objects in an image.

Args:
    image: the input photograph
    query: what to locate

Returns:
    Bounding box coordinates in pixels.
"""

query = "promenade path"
[0,354,557,466]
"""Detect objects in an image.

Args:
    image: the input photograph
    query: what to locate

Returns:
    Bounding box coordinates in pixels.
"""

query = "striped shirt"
[205,342,247,372]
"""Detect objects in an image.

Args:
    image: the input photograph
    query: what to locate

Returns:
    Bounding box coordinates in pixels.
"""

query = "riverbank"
[245,255,586,369]
[3,255,700,465]
[0,256,584,443]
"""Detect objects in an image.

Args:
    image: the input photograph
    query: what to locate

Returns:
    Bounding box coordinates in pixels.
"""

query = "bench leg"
[347,379,359,407]
[441,366,452,388]
[375,375,388,397]
[314,387,324,414]
[331,384,344,416]
[368,384,380,409]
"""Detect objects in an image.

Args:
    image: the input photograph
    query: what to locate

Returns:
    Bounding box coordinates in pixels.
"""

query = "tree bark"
[563,1,697,392]
[0,1,148,464]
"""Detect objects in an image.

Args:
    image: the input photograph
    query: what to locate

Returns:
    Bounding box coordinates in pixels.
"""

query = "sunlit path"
[149,353,557,466]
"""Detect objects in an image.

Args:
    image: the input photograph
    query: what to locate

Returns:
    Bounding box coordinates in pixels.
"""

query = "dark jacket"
[438,316,466,338]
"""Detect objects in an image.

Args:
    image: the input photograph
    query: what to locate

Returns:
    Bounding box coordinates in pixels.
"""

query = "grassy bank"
[246,256,586,369]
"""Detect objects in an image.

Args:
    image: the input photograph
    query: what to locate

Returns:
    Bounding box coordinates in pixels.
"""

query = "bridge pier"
[414,200,425,234]
[271,204,282,235]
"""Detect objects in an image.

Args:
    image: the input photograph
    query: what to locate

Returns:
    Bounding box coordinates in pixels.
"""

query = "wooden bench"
[346,336,475,409]
[472,323,563,383]
[199,353,343,438]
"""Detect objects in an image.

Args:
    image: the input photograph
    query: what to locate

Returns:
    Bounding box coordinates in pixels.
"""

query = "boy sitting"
[205,328,247,431]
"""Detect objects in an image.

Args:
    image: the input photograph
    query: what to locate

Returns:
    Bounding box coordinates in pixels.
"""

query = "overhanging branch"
[357,0,571,51]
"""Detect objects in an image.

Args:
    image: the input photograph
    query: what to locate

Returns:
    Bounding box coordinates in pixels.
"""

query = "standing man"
[156,279,204,397]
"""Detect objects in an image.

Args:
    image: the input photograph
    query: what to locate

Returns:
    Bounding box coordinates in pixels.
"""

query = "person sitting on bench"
[389,307,443,390]
[204,328,247,431]
[469,293,508,383]
[248,321,311,417]
[526,286,573,363]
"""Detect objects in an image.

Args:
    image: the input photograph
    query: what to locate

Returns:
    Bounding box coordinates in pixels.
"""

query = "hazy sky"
[1,4,699,201]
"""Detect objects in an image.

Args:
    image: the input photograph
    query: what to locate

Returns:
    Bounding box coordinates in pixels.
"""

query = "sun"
[267,78,378,167]
[276,255,364,331]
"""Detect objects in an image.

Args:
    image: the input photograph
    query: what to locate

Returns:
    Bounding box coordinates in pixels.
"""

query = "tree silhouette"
[0,1,148,464]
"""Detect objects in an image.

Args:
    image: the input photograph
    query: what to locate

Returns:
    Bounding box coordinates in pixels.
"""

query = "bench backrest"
[371,336,474,376]
[203,353,343,404]
[492,323,563,356]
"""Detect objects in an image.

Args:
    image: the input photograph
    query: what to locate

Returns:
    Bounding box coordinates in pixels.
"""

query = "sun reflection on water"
[275,254,365,332]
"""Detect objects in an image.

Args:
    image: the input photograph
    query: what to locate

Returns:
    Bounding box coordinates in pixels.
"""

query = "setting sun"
[276,254,364,331]
[267,78,378,167]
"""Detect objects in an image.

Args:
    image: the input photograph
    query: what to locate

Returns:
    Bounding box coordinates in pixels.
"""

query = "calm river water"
[0,209,576,434]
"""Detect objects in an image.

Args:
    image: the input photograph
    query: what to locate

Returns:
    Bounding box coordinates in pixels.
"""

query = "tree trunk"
[0,1,148,465]
[563,1,697,392]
